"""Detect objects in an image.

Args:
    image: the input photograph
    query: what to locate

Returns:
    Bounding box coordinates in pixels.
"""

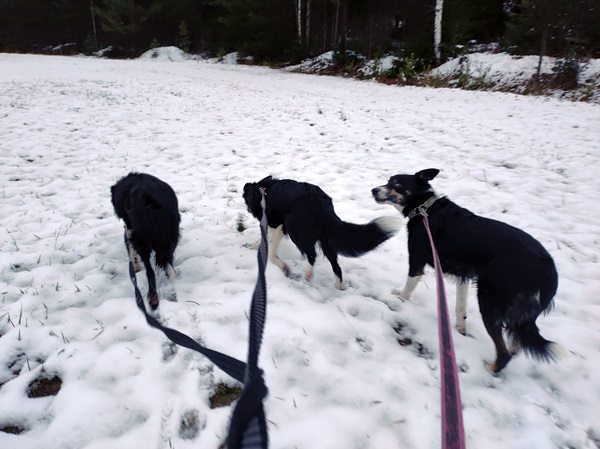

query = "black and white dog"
[372,168,560,373]
[244,176,399,289]
[111,172,180,310]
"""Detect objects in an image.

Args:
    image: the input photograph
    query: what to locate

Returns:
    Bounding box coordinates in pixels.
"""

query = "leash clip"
[258,187,267,195]
[417,205,429,217]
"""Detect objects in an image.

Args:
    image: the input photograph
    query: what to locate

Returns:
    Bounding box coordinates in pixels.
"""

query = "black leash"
[124,191,269,449]
[417,205,466,449]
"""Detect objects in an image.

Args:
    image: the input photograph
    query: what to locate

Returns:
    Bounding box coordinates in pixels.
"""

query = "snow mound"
[358,55,397,77]
[286,51,334,73]
[139,46,192,62]
[430,53,553,85]
[430,52,600,87]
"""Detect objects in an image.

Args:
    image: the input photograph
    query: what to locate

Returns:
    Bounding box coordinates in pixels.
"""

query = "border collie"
[372,168,560,373]
[243,176,399,289]
[111,172,180,310]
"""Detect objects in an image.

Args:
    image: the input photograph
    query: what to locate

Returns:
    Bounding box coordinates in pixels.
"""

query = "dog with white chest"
[373,168,561,373]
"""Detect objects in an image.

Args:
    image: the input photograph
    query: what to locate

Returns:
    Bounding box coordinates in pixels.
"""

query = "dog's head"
[372,169,439,210]
[243,175,273,220]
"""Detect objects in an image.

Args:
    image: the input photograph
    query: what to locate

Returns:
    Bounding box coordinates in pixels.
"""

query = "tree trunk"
[305,0,311,50]
[90,0,98,50]
[536,29,548,85]
[333,0,340,49]
[434,0,444,63]
[296,0,303,42]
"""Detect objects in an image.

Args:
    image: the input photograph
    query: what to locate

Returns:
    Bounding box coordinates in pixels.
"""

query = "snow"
[289,51,600,103]
[139,46,196,62]
[430,52,600,88]
[1,51,600,449]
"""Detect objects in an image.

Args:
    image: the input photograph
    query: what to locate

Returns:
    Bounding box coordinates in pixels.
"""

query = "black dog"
[111,172,180,310]
[243,176,399,289]
[372,168,560,373]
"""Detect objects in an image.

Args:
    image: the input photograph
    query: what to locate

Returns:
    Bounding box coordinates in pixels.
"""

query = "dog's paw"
[163,285,177,302]
[244,239,261,250]
[391,289,408,301]
[335,279,347,290]
[456,324,467,336]
[483,358,509,376]
[303,266,314,282]
[483,359,496,374]
[149,293,160,310]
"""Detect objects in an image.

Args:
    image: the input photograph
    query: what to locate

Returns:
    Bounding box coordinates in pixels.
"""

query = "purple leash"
[418,206,466,449]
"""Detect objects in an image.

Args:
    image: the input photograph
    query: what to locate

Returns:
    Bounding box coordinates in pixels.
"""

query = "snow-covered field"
[0,52,599,449]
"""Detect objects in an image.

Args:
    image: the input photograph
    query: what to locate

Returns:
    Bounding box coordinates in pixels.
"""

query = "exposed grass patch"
[0,423,27,434]
[209,383,242,409]
[27,372,62,398]
[236,214,246,233]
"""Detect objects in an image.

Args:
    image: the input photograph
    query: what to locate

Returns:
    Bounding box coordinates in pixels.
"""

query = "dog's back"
[409,198,557,311]
[111,172,180,270]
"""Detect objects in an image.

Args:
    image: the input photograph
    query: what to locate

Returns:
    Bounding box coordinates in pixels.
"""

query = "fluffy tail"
[507,323,564,363]
[329,216,401,258]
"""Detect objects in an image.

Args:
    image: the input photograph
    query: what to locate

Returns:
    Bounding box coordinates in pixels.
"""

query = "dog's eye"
[394,184,403,191]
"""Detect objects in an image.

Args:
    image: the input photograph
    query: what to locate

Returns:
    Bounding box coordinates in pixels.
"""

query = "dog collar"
[407,194,440,220]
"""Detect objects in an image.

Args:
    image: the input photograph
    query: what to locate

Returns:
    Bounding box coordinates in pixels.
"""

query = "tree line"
[0,0,598,64]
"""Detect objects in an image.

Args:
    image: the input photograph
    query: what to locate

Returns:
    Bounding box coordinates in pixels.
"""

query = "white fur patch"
[548,342,568,360]
[373,216,403,235]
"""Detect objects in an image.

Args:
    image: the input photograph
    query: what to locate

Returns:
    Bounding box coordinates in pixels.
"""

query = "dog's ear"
[258,175,273,183]
[416,168,439,183]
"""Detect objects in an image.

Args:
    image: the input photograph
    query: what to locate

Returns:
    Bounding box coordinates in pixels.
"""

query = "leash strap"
[124,191,269,449]
[419,209,466,449]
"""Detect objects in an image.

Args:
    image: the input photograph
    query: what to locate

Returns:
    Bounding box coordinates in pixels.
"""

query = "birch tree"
[296,0,302,42]
[434,0,443,63]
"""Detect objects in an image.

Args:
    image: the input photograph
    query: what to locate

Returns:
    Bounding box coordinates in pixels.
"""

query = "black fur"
[372,168,559,373]
[111,172,180,310]
[244,176,398,288]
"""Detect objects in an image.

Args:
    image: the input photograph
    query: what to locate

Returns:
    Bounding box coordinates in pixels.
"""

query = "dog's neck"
[404,190,440,220]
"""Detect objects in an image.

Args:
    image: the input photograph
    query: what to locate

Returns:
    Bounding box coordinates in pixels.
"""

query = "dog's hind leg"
[166,263,176,281]
[456,280,469,335]
[480,303,512,374]
[321,240,346,290]
[267,225,291,276]
[139,251,159,310]
[392,275,422,300]
[126,228,143,273]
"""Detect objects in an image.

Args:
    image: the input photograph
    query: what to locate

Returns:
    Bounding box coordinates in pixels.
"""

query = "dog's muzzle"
[372,187,399,204]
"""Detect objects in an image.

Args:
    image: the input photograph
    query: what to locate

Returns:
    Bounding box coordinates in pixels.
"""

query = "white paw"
[245,239,261,250]
[391,289,408,301]
[335,280,347,290]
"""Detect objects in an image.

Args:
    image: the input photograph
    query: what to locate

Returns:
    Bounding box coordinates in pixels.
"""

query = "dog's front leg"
[267,225,291,276]
[456,280,469,335]
[392,275,422,300]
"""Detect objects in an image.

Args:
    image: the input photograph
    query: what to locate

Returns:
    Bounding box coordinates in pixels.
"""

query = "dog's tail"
[507,323,564,363]
[329,216,401,258]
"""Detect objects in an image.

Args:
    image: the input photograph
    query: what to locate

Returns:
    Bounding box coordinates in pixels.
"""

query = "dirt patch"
[27,373,62,398]
[0,423,27,434]
[209,383,243,409]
